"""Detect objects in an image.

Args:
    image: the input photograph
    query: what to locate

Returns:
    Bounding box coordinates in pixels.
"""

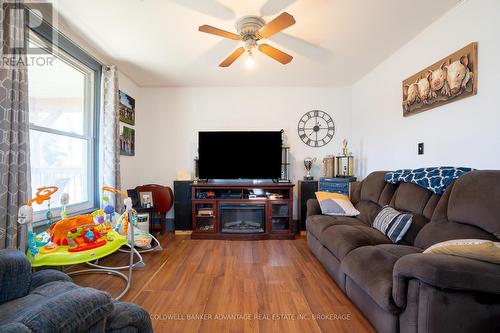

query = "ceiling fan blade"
[257,12,296,39]
[198,25,241,40]
[219,47,245,67]
[258,43,293,64]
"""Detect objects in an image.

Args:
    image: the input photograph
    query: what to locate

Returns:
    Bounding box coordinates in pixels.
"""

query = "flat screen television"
[198,131,282,180]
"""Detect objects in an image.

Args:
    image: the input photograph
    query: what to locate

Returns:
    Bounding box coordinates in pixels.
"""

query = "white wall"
[351,0,500,177]
[126,87,352,217]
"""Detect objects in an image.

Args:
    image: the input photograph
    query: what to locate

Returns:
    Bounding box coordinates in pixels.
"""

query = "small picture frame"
[139,191,153,208]
[120,124,135,156]
[119,90,136,125]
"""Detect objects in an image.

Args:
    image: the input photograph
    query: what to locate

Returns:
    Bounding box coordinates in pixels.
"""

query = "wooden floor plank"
[70,234,375,333]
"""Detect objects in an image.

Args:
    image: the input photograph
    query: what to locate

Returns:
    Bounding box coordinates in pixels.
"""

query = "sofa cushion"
[388,182,439,245]
[29,269,72,291]
[415,172,500,248]
[447,171,500,239]
[391,182,432,215]
[0,322,30,333]
[0,250,32,303]
[337,171,396,226]
[320,225,392,261]
[306,215,365,239]
[0,281,81,325]
[423,193,441,220]
[415,220,498,249]
[400,214,429,246]
[378,182,398,207]
[107,301,153,333]
[341,244,422,313]
[355,200,383,225]
[360,171,390,203]
[0,281,113,332]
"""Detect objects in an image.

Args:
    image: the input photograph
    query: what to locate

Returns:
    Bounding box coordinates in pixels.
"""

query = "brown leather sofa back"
[415,170,500,249]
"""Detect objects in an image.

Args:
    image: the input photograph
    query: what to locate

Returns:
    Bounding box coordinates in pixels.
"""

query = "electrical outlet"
[418,143,424,155]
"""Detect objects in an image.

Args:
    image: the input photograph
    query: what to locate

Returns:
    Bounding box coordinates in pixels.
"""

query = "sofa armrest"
[306,199,321,217]
[20,287,113,332]
[30,269,72,291]
[106,301,153,333]
[0,249,32,303]
[393,253,500,308]
[0,322,31,333]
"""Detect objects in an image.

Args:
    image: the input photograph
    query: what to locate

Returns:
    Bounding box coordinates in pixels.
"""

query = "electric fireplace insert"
[220,203,265,233]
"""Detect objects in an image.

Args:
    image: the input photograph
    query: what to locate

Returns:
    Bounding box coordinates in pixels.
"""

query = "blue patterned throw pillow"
[373,206,413,243]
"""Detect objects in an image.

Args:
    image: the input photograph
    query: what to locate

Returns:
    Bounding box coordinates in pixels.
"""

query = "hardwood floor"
[70,234,375,333]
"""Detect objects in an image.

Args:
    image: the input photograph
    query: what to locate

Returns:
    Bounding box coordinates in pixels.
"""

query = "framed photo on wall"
[119,90,136,125]
[120,124,135,156]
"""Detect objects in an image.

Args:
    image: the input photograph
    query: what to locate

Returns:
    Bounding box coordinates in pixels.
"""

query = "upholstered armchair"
[0,249,153,333]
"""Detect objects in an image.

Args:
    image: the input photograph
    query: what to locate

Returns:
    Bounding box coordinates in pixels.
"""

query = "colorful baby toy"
[17,186,128,267]
[18,186,59,258]
[17,184,162,269]
[101,186,160,251]
[60,192,69,219]
[16,185,157,301]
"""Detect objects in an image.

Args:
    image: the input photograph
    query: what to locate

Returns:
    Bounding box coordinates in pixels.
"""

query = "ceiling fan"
[198,12,296,67]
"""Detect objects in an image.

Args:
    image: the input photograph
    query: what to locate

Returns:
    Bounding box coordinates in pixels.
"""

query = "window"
[27,20,101,222]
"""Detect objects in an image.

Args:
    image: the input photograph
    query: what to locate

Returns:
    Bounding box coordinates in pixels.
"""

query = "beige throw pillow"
[423,239,500,264]
[315,192,360,217]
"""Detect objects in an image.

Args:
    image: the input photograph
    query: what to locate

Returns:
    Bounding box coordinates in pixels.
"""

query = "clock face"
[297,110,335,147]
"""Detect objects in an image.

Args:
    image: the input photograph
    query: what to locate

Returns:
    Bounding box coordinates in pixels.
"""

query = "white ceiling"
[54,0,460,87]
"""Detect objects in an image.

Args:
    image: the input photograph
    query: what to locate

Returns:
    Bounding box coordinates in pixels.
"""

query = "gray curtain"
[101,65,122,211]
[0,0,31,248]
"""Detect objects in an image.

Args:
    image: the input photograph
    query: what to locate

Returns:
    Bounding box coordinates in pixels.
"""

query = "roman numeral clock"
[297,110,335,147]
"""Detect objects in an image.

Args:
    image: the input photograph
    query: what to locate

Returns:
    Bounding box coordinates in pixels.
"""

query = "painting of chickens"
[402,42,477,116]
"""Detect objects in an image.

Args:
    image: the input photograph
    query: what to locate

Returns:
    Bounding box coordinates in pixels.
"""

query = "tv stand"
[191,182,295,240]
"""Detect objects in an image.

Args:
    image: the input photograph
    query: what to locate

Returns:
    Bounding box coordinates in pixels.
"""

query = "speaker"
[173,181,193,230]
[298,180,318,231]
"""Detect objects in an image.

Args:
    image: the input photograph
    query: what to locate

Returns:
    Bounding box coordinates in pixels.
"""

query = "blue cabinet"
[319,177,356,197]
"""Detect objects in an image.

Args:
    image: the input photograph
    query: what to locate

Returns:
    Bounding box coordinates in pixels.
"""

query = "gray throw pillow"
[373,205,412,243]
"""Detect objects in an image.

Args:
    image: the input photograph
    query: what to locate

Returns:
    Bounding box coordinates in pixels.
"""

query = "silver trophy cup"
[303,157,316,180]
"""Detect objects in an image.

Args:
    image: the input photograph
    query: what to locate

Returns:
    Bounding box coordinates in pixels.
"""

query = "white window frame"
[28,31,97,225]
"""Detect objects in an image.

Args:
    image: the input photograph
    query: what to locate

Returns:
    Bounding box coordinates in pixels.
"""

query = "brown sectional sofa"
[306,170,500,333]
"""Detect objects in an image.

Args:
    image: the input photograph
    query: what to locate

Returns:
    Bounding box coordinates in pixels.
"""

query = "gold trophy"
[336,139,354,177]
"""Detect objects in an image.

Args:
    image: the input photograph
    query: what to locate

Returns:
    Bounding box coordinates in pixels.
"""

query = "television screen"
[198,131,282,179]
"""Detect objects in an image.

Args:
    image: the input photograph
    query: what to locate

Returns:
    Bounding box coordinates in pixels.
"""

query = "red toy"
[67,225,106,252]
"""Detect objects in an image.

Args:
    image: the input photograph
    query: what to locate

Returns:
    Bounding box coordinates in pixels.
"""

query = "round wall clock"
[297,110,335,147]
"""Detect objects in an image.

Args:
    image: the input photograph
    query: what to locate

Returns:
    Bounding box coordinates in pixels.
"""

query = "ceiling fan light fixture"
[244,37,257,51]
[199,12,295,67]
[245,51,255,69]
